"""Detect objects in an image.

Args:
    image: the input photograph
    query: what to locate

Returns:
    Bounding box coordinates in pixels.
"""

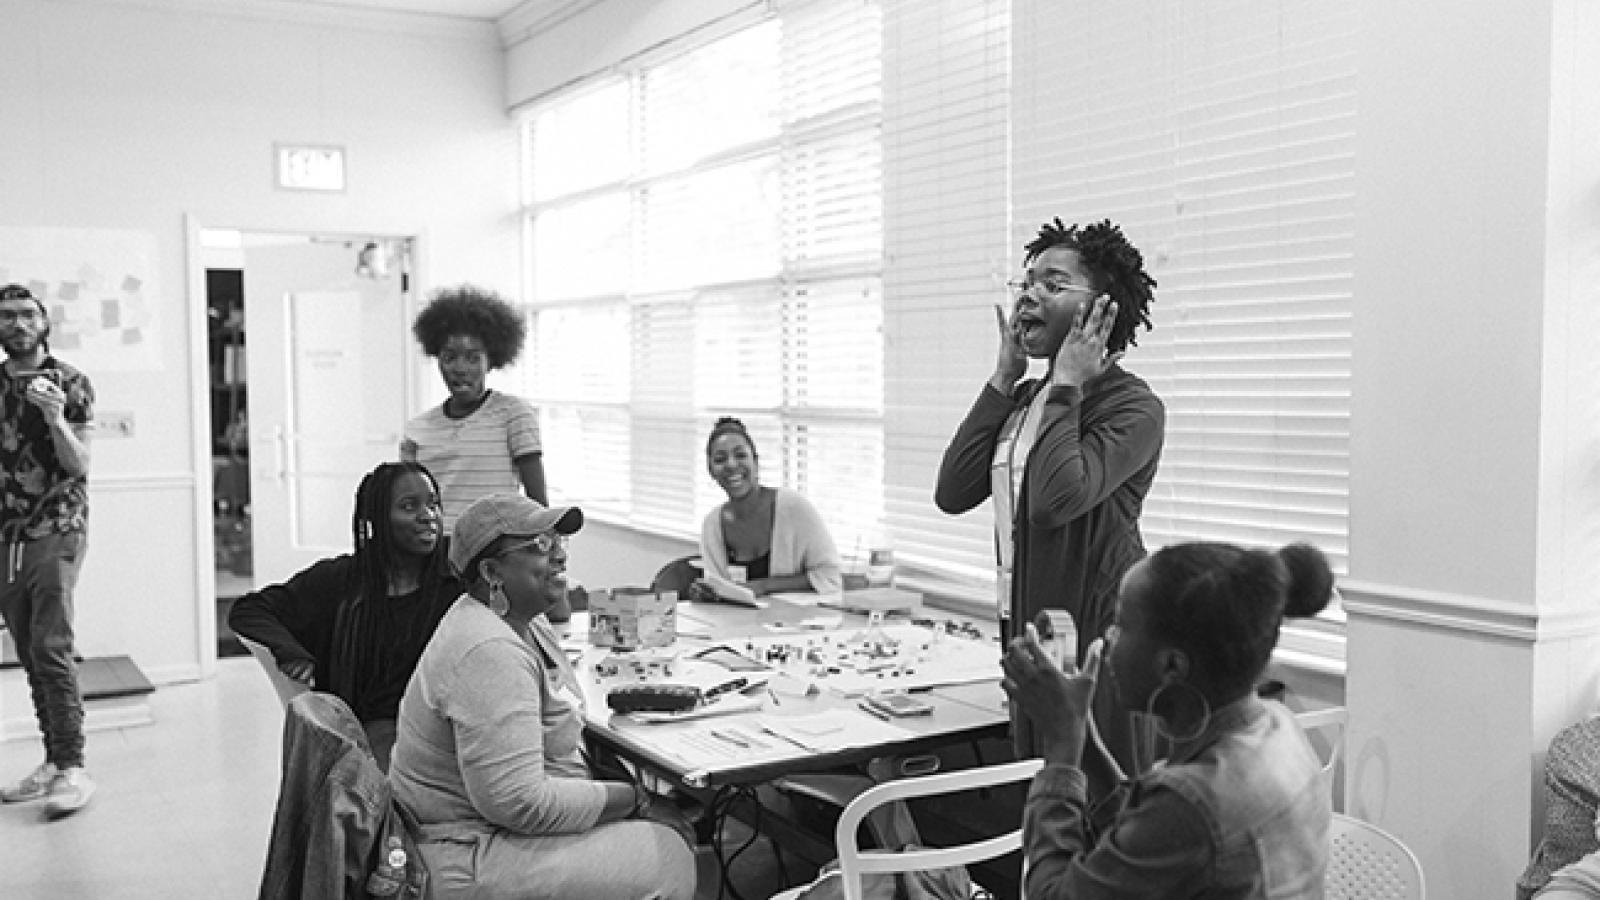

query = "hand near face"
[1049,294,1122,388]
[1002,623,1101,766]
[990,302,1029,393]
[23,378,67,423]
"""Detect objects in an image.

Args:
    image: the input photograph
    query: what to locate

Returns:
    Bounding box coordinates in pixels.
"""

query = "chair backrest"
[833,759,1044,900]
[1326,812,1426,900]
[237,633,310,708]
[1295,705,1348,793]
[651,555,701,597]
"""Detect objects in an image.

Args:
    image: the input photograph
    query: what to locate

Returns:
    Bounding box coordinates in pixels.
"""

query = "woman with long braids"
[228,461,459,770]
[401,285,546,532]
[1002,542,1335,897]
[935,218,1164,794]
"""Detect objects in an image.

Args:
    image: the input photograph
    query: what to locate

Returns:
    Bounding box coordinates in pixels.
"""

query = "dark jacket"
[228,553,460,723]
[936,367,1164,653]
[257,692,428,900]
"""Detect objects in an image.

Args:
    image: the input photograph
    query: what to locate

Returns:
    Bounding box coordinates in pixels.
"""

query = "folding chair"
[237,633,310,708]
[772,758,1043,900]
[1326,812,1426,900]
[1295,705,1347,797]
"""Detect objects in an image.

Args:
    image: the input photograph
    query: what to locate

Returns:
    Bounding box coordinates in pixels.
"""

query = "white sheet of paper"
[757,710,915,752]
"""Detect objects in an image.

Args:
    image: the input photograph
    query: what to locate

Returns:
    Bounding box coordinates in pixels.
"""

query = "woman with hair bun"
[401,285,547,531]
[1002,541,1335,898]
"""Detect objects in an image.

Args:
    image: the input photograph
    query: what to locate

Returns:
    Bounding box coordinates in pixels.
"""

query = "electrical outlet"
[98,411,134,438]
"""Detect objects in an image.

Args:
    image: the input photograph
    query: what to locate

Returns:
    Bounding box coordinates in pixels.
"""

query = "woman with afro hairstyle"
[935,218,1164,795]
[401,285,546,531]
[1003,542,1334,897]
[228,461,459,770]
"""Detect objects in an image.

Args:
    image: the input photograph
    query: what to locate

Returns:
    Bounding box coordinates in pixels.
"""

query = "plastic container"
[865,548,896,588]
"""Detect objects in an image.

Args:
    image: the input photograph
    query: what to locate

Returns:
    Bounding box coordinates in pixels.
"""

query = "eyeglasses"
[0,309,41,324]
[1006,276,1096,298]
[499,531,567,557]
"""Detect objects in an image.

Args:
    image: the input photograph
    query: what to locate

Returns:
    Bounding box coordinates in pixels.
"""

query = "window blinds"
[1009,0,1355,572]
[881,0,1013,588]
[521,0,886,550]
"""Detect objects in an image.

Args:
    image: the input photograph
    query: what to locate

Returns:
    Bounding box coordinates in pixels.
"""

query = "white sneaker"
[43,767,94,818]
[0,762,57,803]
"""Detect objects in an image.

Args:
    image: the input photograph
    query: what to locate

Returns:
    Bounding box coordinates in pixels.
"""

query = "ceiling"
[279,0,530,20]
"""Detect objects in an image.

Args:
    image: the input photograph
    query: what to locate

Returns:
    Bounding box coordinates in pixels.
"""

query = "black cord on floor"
[709,785,767,900]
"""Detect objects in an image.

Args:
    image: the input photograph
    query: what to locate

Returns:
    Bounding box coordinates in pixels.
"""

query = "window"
[520,0,1355,659]
[519,0,886,554]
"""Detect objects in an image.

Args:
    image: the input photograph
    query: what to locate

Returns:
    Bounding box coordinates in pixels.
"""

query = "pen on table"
[767,687,781,707]
[857,702,891,721]
[708,729,751,748]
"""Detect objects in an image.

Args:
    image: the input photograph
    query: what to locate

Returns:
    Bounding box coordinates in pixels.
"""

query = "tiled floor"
[0,657,804,900]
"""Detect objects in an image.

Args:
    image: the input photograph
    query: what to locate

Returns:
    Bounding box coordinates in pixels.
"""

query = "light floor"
[0,657,800,900]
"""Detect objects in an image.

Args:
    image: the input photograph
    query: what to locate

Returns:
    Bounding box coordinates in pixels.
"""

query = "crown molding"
[496,0,602,49]
[52,0,499,43]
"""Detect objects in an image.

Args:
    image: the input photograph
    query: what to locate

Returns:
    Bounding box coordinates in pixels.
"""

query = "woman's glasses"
[499,531,567,557]
[1006,275,1096,299]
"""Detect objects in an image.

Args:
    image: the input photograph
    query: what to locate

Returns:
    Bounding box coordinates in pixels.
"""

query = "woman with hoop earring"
[1001,541,1336,897]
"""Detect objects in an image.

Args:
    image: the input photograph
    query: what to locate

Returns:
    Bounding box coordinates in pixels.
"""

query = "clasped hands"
[1001,622,1106,768]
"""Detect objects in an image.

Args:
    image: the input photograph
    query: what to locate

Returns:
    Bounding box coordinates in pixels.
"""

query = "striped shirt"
[404,391,542,531]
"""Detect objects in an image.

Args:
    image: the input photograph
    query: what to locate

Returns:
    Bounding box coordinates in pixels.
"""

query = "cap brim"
[551,506,583,535]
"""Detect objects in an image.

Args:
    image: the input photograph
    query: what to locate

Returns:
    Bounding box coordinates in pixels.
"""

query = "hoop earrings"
[487,577,510,617]
[1146,678,1211,744]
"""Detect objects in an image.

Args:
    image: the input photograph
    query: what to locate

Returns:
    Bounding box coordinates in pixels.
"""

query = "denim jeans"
[0,531,87,769]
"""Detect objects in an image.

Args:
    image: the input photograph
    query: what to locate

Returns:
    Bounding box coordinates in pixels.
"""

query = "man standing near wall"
[0,283,96,818]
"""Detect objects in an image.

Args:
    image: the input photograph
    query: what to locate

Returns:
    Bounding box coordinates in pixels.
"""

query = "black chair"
[651,555,701,597]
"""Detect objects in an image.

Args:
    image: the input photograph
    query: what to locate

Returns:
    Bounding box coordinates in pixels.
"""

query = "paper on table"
[757,709,915,752]
[766,591,824,607]
[649,722,803,772]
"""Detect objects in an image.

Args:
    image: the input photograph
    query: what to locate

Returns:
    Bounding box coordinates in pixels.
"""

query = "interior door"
[242,238,411,585]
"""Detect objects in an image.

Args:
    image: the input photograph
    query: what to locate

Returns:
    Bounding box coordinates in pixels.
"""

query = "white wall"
[0,0,518,685]
[1345,0,1600,895]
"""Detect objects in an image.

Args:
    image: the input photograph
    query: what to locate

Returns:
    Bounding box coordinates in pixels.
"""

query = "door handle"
[273,425,288,482]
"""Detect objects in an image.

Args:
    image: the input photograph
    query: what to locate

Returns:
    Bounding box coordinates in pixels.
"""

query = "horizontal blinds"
[1013,0,1354,571]
[526,77,630,202]
[523,0,886,547]
[779,0,886,556]
[639,22,781,176]
[529,192,630,300]
[881,0,1011,584]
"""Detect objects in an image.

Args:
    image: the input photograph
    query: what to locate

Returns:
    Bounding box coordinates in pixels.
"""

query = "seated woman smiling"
[228,461,458,770]
[698,416,842,597]
[1003,541,1335,898]
[388,494,695,900]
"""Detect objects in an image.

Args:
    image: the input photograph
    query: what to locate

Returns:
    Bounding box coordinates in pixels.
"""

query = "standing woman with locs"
[401,285,546,533]
[935,218,1163,791]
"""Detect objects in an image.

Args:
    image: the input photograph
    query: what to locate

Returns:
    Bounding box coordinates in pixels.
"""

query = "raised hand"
[1050,294,1121,388]
[1001,622,1099,766]
[989,302,1028,393]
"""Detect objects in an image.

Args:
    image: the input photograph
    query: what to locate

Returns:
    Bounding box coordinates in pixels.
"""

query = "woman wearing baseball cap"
[388,493,695,900]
